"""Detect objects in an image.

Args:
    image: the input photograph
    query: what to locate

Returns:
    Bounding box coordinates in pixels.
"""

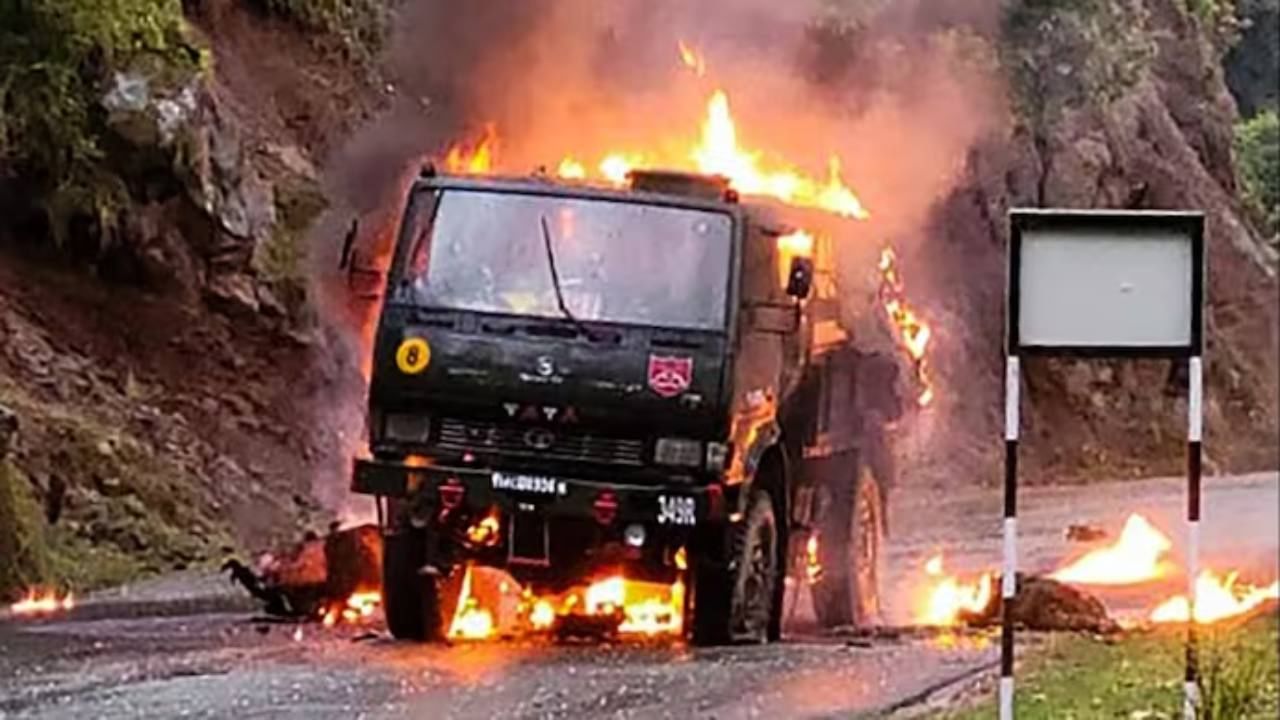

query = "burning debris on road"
[226,523,687,642]
[8,588,75,617]
[915,513,1280,632]
[224,523,383,626]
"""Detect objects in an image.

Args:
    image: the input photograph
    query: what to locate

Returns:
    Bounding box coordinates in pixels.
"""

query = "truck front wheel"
[691,488,781,645]
[382,528,445,641]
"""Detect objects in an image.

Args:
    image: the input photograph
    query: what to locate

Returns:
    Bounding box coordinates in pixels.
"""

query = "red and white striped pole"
[1184,356,1203,719]
[1000,356,1020,720]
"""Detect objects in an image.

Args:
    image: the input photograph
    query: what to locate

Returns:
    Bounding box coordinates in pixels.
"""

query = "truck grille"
[436,419,645,466]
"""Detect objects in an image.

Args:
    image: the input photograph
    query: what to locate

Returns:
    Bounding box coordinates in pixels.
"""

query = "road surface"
[1,472,1275,719]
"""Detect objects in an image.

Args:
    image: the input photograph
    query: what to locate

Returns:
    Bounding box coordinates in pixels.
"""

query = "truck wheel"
[382,528,444,641]
[691,488,780,645]
[812,462,883,628]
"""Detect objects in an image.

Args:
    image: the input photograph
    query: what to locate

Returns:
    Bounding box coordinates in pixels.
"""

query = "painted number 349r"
[657,496,696,526]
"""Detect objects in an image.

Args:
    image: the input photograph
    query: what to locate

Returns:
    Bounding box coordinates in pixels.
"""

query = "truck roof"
[412,169,744,216]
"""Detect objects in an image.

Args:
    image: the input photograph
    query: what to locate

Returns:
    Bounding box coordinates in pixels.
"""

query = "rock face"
[98,59,321,324]
[923,0,1280,484]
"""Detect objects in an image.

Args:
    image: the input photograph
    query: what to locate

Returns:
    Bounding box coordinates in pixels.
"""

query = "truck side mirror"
[785,256,814,299]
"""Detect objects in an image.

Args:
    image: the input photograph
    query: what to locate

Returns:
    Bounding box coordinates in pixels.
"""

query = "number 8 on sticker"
[396,337,431,374]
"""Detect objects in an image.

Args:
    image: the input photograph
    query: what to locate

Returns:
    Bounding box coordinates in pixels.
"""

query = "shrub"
[250,0,387,63]
[1235,108,1280,237]
[0,0,196,242]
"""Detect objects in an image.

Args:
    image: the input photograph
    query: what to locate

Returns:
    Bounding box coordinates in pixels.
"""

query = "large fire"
[1050,513,1175,586]
[912,512,1278,629]
[442,45,869,220]
[9,588,75,617]
[443,561,686,641]
[1150,571,1279,625]
[918,554,993,626]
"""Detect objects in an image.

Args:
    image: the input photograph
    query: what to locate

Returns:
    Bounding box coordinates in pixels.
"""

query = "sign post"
[1002,209,1205,720]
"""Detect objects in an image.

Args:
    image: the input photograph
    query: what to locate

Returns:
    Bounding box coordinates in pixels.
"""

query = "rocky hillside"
[1,0,1276,596]
[919,0,1278,485]
[0,0,384,595]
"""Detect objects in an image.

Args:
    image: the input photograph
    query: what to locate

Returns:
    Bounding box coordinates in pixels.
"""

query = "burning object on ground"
[225,523,382,624]
[961,573,1120,634]
[1050,513,1173,586]
[8,588,75,617]
[1150,570,1279,624]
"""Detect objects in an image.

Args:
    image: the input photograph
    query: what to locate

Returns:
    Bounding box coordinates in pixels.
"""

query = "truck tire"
[812,460,883,628]
[382,528,444,641]
[691,488,781,645]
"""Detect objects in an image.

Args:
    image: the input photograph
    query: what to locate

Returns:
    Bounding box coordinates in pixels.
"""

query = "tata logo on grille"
[523,428,556,450]
[647,355,694,398]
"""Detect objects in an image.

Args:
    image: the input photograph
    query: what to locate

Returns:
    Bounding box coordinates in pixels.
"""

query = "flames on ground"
[8,588,75,617]
[916,513,1279,628]
[446,550,688,641]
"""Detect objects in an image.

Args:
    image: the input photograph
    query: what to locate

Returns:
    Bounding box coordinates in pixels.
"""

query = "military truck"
[349,166,903,644]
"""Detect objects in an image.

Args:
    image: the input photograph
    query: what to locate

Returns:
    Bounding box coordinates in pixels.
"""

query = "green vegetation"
[0,0,198,242]
[0,379,234,597]
[1235,109,1280,237]
[0,460,43,596]
[944,614,1280,719]
[1001,0,1156,127]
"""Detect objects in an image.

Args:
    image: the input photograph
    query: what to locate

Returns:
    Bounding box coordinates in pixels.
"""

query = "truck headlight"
[654,438,702,467]
[383,413,432,444]
[705,442,730,471]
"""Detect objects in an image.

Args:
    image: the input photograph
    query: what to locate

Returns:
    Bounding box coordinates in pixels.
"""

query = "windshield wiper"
[539,215,598,341]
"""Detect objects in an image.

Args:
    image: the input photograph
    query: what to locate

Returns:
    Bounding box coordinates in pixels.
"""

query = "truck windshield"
[400,189,733,331]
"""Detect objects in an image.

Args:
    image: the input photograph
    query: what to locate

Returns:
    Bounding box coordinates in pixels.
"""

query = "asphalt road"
[1,472,1275,720]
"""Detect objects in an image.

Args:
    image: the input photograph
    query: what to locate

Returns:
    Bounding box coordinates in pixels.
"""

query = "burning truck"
[346,165,909,644]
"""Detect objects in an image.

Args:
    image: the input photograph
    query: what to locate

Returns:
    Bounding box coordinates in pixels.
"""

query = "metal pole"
[1184,356,1203,720]
[1000,356,1020,720]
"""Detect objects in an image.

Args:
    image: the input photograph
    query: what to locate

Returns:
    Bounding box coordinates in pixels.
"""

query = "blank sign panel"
[1010,211,1203,354]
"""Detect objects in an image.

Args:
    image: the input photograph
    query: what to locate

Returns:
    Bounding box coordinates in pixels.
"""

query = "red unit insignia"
[647,355,694,398]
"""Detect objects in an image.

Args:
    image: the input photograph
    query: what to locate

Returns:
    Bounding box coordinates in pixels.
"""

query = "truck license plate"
[492,472,567,496]
[657,495,697,526]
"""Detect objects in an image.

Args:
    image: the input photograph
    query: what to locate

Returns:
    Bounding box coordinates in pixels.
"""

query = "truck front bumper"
[352,458,727,527]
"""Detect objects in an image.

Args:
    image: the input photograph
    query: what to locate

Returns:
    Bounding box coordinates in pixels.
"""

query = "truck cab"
[351,167,902,644]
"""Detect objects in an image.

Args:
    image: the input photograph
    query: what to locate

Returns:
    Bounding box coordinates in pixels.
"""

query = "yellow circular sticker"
[395,337,431,375]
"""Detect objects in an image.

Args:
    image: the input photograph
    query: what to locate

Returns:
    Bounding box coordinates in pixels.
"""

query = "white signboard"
[1009,210,1203,356]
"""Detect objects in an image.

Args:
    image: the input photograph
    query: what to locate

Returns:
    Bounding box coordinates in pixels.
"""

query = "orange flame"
[805,535,823,584]
[917,554,993,626]
[466,511,502,547]
[877,248,934,407]
[689,91,869,219]
[678,40,706,77]
[581,574,685,636]
[437,76,870,218]
[557,157,587,180]
[448,565,496,640]
[9,588,75,616]
[321,589,381,627]
[444,124,497,174]
[1150,571,1279,624]
[1050,514,1174,586]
